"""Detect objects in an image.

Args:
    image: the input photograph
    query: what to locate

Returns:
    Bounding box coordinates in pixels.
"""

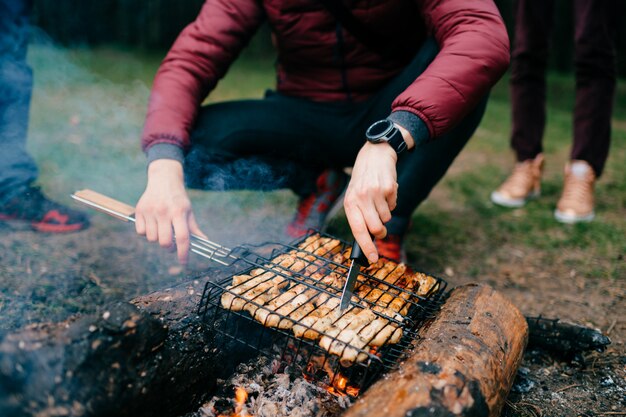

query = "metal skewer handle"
[71,189,236,266]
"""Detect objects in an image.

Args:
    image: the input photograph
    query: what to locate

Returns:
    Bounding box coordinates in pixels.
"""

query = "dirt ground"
[0,210,623,417]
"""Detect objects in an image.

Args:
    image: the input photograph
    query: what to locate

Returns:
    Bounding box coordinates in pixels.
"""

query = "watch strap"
[386,127,408,154]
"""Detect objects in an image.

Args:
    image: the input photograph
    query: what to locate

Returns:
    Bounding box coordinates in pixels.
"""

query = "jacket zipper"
[334,22,352,102]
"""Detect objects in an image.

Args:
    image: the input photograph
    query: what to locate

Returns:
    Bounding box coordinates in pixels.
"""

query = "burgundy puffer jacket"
[142,0,509,153]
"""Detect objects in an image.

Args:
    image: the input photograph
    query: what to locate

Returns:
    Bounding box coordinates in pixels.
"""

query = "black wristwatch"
[365,119,408,154]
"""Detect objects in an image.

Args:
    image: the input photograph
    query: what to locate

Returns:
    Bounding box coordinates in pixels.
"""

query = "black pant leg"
[509,0,555,162]
[184,92,357,196]
[571,0,617,177]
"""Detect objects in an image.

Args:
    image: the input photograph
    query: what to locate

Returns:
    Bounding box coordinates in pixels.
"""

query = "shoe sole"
[554,209,595,224]
[0,218,88,233]
[490,190,540,208]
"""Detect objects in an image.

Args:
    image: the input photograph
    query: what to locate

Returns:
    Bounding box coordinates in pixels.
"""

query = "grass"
[26,42,625,284]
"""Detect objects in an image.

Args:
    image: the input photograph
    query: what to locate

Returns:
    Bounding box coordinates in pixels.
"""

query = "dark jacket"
[142,0,509,154]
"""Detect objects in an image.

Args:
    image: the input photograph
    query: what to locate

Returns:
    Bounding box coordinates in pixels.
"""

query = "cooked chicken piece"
[319,308,377,365]
[292,297,341,339]
[222,284,272,311]
[319,308,377,363]
[413,272,438,296]
[253,285,316,328]
[366,320,402,346]
[221,271,287,310]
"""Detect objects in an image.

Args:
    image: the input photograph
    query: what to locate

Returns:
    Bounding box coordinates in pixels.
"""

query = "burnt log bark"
[0,268,255,417]
[525,316,611,357]
[343,284,528,417]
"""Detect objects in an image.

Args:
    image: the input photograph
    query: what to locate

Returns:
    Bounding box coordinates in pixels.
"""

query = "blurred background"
[32,0,626,75]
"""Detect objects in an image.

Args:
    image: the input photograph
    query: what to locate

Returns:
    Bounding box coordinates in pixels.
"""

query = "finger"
[359,199,388,240]
[374,195,393,225]
[157,215,173,249]
[172,215,191,265]
[345,202,378,263]
[135,213,146,236]
[188,213,207,239]
[385,182,398,211]
[145,216,158,243]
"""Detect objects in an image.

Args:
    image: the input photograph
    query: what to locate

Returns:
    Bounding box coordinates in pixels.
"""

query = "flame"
[235,387,248,409]
[335,375,348,390]
[323,371,361,398]
[217,387,250,417]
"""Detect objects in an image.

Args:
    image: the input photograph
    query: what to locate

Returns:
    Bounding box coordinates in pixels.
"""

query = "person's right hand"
[135,159,206,264]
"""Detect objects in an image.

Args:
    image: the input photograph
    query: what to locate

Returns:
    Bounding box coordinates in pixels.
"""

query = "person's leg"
[0,0,38,205]
[0,0,89,232]
[509,0,555,161]
[185,92,359,236]
[185,92,359,196]
[554,0,617,223]
[491,0,553,209]
[571,0,616,177]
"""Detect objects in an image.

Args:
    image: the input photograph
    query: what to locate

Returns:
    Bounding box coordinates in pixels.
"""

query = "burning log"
[0,269,256,417]
[342,284,528,417]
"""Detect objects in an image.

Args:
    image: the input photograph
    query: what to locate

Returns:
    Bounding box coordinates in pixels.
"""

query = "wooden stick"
[72,189,135,221]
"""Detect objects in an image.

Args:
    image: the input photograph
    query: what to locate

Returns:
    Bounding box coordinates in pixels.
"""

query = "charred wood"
[0,267,255,417]
[525,316,611,359]
[343,284,528,417]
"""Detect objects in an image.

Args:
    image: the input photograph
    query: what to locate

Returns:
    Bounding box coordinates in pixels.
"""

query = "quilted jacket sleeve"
[141,0,265,155]
[392,0,510,141]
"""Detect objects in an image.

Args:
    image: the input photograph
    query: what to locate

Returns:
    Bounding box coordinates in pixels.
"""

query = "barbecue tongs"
[339,239,369,311]
[70,189,236,266]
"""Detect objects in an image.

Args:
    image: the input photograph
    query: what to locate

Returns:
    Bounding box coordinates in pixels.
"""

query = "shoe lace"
[501,161,535,191]
[561,173,593,205]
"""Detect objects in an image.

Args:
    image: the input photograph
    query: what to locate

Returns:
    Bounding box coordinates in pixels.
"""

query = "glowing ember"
[304,356,362,398]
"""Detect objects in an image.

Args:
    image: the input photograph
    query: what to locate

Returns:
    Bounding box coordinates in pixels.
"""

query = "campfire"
[187,231,451,417]
[198,232,447,402]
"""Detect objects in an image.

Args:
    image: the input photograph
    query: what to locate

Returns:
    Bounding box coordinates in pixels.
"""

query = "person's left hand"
[343,141,398,264]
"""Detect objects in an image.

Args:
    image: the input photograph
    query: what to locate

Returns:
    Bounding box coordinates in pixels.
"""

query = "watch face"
[366,120,394,141]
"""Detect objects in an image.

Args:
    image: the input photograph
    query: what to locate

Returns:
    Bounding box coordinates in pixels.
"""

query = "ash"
[196,356,351,417]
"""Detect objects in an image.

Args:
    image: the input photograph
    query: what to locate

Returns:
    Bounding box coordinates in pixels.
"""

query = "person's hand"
[135,159,206,264]
[344,141,398,264]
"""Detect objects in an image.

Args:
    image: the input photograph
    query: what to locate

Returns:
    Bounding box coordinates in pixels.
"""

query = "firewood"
[343,284,528,417]
[525,316,611,357]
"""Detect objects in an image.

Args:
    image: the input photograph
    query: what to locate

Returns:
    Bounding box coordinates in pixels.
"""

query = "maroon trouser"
[510,0,617,176]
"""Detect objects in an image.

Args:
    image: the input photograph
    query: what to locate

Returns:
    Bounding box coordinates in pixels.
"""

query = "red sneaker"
[0,186,90,233]
[286,169,348,238]
[375,234,407,264]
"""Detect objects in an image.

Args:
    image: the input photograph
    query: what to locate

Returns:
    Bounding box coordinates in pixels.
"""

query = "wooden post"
[343,284,528,417]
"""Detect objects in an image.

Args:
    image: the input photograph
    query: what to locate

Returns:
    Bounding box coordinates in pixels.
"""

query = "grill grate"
[198,230,447,395]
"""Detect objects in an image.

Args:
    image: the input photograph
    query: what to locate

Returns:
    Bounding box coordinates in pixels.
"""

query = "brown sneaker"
[554,160,596,223]
[491,154,544,208]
